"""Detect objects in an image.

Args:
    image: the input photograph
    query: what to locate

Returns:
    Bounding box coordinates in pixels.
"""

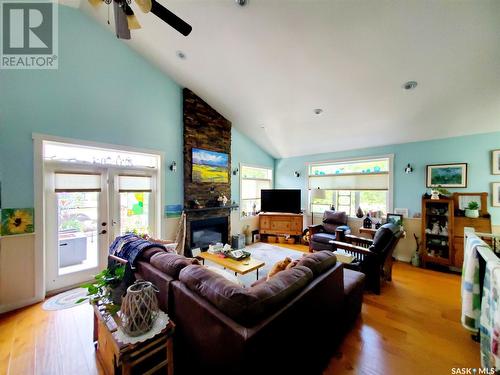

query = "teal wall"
[0,6,274,210]
[275,131,500,224]
[231,127,275,203]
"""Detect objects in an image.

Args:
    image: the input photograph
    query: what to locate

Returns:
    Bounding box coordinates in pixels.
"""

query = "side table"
[93,304,175,375]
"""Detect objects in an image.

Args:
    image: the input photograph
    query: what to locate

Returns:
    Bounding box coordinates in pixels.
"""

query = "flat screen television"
[261,189,301,214]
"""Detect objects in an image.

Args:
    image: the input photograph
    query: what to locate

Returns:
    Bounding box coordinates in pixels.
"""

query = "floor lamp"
[309,188,326,225]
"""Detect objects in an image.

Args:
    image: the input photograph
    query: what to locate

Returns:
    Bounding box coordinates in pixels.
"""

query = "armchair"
[308,210,351,252]
[329,223,403,294]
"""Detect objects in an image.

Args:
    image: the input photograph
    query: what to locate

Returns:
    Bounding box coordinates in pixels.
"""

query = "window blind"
[308,172,389,191]
[54,173,101,192]
[118,175,152,192]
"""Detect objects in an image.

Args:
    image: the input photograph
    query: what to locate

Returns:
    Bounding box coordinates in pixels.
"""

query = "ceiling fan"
[89,0,192,39]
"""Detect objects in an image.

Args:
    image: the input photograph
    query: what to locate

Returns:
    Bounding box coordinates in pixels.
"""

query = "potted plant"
[78,264,126,315]
[465,201,480,218]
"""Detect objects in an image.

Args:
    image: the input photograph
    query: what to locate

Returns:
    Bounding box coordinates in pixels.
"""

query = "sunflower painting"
[1,208,34,236]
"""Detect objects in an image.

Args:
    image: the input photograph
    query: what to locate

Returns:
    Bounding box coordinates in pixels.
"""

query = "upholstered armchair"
[308,210,351,252]
[329,223,403,294]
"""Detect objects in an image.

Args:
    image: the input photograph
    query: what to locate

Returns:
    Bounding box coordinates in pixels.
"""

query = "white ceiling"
[80,0,500,158]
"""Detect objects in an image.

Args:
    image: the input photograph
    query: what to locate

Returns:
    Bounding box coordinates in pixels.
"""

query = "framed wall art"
[492,150,500,175]
[426,163,467,188]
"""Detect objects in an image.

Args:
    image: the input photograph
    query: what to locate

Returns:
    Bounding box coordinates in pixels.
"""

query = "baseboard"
[0,296,43,314]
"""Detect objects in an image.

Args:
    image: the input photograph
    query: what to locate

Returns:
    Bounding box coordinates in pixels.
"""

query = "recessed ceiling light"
[403,81,418,90]
[314,108,323,115]
[176,51,186,59]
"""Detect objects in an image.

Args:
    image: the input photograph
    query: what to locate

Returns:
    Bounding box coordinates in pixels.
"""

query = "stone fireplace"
[182,88,233,253]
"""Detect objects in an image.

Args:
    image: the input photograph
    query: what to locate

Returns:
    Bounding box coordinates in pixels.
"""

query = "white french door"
[45,166,158,292]
[45,166,109,291]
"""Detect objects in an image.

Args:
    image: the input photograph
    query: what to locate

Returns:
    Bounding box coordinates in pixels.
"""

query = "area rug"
[205,242,305,287]
[42,288,88,311]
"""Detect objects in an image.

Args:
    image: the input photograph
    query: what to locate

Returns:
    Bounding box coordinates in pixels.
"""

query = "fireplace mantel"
[185,205,239,214]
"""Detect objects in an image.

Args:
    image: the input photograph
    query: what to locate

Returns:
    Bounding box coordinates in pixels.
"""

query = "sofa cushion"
[250,266,313,318]
[311,232,336,244]
[179,264,313,324]
[150,252,199,279]
[139,246,168,261]
[323,210,348,225]
[296,251,337,277]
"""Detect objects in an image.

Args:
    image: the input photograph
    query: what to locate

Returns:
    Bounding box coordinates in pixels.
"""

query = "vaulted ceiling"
[80,0,500,158]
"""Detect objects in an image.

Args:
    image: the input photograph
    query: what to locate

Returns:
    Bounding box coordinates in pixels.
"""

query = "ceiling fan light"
[88,0,103,7]
[127,14,142,29]
[135,0,152,13]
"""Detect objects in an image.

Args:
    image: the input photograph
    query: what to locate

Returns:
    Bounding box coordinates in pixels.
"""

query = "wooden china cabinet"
[421,193,492,270]
[421,197,454,268]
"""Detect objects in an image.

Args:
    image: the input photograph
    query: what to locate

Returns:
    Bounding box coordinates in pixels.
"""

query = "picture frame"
[386,213,403,226]
[492,150,500,175]
[192,148,229,183]
[426,163,468,188]
[394,208,409,218]
[493,183,500,207]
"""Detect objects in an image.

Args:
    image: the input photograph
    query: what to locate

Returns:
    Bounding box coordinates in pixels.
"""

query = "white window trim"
[239,163,274,220]
[33,133,165,300]
[306,154,394,218]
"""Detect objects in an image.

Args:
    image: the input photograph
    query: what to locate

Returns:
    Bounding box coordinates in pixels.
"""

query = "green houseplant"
[77,264,126,315]
[465,201,480,218]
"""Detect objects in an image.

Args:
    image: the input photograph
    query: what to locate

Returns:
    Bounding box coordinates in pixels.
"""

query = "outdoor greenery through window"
[240,165,273,218]
[309,157,391,217]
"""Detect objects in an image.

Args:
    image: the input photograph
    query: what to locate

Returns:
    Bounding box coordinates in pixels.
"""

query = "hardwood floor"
[0,258,479,375]
[325,262,480,374]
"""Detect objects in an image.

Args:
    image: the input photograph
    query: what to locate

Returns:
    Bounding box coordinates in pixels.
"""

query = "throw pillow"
[267,257,292,280]
[285,258,300,270]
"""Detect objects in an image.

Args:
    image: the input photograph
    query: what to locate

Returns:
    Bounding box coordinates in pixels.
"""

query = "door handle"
[100,230,107,235]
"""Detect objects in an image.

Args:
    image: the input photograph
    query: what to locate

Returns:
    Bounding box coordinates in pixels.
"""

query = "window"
[240,165,273,218]
[308,157,392,217]
[118,176,153,235]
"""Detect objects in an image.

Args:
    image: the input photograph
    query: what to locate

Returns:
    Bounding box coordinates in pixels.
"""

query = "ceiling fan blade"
[135,0,152,13]
[150,0,192,36]
[124,3,142,30]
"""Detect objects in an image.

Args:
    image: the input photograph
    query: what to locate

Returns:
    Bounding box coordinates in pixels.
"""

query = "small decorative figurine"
[431,222,440,235]
[363,213,373,229]
[356,207,364,218]
[440,222,448,236]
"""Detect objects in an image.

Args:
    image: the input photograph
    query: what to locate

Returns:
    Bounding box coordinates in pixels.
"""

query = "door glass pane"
[120,192,150,235]
[57,192,99,275]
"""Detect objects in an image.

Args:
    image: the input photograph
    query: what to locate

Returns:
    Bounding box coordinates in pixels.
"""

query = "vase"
[119,281,159,337]
[465,209,479,218]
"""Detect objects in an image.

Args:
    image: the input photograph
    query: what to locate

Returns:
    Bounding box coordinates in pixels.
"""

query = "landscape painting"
[192,148,229,183]
[426,163,467,188]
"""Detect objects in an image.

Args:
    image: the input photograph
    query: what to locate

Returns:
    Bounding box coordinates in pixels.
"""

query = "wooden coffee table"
[198,252,265,279]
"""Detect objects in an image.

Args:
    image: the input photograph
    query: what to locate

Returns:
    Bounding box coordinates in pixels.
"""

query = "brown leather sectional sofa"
[135,248,365,375]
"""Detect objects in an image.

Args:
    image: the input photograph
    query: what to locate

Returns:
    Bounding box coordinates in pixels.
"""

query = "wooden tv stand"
[259,212,303,237]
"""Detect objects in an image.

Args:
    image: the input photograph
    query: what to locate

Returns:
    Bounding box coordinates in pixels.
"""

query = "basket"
[286,238,296,244]
[118,281,159,337]
[277,236,286,244]
[267,236,277,243]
